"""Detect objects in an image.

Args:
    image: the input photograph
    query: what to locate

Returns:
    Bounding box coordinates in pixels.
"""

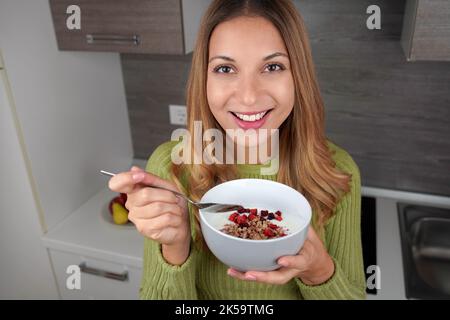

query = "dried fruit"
[221,207,287,240]
[263,228,274,237]
[228,212,239,222]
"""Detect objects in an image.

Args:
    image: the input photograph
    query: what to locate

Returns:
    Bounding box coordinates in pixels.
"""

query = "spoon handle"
[100,170,195,205]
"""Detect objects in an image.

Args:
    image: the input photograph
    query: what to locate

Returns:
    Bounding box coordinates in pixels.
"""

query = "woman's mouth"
[230,109,273,130]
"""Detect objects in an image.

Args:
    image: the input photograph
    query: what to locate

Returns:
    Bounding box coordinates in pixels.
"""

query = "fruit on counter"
[112,202,129,225]
[119,193,127,206]
[108,193,127,215]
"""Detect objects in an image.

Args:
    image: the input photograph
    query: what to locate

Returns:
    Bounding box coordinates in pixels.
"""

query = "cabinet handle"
[79,262,129,282]
[86,34,140,46]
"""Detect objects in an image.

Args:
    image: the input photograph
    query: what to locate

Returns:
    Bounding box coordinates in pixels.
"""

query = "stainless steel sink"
[398,203,450,299]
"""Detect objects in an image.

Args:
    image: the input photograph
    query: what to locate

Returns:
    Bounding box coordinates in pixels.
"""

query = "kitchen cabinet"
[1,0,136,299]
[0,52,58,298]
[50,249,142,300]
[401,0,450,61]
[49,0,211,54]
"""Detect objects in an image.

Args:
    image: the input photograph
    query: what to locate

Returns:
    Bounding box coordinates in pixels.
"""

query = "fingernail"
[245,274,257,281]
[278,260,288,267]
[132,172,144,181]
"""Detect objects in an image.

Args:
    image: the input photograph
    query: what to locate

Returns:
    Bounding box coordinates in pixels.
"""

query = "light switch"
[169,104,187,126]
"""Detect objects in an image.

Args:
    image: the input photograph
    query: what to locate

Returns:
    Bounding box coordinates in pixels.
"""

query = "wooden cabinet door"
[401,0,450,61]
[49,0,185,54]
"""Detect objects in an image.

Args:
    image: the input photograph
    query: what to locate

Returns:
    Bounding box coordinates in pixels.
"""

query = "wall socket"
[169,104,187,126]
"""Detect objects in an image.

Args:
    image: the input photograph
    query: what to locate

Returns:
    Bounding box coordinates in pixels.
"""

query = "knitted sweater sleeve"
[139,141,198,300]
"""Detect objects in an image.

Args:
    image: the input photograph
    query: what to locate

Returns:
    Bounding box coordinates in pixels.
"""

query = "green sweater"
[139,140,366,300]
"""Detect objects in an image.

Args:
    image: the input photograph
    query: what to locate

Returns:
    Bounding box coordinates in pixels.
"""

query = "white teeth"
[234,111,267,122]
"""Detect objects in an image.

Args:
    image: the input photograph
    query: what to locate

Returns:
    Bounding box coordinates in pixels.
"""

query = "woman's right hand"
[108,166,191,263]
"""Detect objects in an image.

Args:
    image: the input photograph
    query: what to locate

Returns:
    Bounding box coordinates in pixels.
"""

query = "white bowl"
[199,179,311,272]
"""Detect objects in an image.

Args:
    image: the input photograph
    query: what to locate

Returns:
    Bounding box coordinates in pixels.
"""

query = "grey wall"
[121,0,450,197]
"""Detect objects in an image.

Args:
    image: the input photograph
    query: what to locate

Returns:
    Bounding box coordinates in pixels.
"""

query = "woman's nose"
[236,75,259,107]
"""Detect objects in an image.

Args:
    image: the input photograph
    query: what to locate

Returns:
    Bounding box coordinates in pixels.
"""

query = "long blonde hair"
[170,0,351,248]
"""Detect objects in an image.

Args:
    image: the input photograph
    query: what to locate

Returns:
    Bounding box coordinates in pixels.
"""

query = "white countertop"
[42,158,148,268]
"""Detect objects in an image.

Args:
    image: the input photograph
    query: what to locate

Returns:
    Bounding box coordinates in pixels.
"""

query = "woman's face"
[207,16,295,136]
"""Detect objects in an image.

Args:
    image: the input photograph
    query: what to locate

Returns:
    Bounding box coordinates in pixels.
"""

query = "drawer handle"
[86,34,140,46]
[79,262,129,282]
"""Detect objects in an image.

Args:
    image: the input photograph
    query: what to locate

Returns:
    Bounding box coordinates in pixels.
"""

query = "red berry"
[249,208,257,215]
[269,223,279,230]
[275,210,282,216]
[228,213,239,222]
[236,215,248,225]
[261,210,269,217]
[248,213,257,221]
[275,215,283,221]
[263,228,274,237]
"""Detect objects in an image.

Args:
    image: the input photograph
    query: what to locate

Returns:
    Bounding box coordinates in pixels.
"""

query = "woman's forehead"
[208,16,288,60]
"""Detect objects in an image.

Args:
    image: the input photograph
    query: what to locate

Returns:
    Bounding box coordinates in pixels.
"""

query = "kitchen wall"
[0,0,133,232]
[121,0,450,197]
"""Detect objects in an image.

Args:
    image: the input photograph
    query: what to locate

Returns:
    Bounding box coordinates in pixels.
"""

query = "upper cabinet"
[49,0,211,54]
[401,0,450,61]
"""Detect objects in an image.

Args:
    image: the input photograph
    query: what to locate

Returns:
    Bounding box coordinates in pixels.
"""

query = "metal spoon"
[100,170,244,213]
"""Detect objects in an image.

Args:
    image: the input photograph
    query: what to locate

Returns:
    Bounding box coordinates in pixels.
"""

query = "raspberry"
[268,223,279,230]
[228,212,239,222]
[248,213,257,221]
[263,228,274,237]
[275,210,282,216]
[249,208,257,215]
[275,215,283,221]
[261,210,269,217]
[236,214,248,225]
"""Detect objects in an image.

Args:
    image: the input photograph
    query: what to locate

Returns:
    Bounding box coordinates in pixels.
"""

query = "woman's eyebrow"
[208,52,289,63]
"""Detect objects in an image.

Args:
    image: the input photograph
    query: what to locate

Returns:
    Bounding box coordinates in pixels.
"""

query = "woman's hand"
[227,226,335,286]
[108,166,191,265]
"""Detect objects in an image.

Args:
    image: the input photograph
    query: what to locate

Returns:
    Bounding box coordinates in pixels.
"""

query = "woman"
[109,0,366,300]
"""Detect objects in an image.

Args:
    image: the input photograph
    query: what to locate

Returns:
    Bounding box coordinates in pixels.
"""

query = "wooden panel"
[123,0,450,196]
[49,0,184,54]
[294,0,450,196]
[121,53,192,159]
[401,0,450,61]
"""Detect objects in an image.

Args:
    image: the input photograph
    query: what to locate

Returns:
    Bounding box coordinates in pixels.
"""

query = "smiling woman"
[207,17,295,133]
[121,0,367,300]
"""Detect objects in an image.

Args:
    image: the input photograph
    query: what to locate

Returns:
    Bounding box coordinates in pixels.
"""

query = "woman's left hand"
[227,226,335,286]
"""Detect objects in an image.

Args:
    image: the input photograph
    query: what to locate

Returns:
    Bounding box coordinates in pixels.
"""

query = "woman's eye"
[214,65,234,74]
[264,63,284,72]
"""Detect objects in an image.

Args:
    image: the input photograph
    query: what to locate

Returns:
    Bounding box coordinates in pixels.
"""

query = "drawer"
[49,249,142,300]
[49,0,184,54]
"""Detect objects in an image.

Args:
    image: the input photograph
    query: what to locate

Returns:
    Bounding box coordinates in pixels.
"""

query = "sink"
[398,203,450,299]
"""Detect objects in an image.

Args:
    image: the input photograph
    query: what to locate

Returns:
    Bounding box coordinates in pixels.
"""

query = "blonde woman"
[109,0,366,300]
